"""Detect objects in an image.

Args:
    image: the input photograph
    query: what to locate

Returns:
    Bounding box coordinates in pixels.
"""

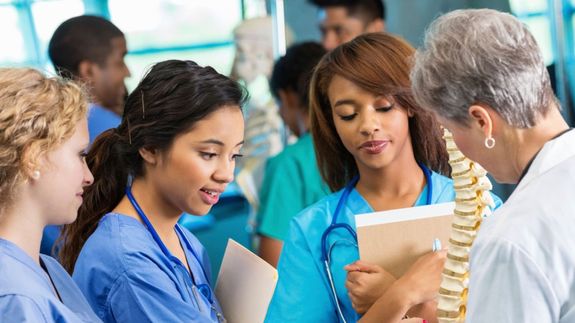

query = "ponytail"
[59,128,128,273]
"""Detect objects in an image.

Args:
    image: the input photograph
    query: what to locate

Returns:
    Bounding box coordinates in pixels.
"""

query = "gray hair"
[411,9,556,128]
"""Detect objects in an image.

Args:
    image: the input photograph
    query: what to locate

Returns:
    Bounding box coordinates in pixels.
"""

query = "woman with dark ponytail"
[60,60,246,322]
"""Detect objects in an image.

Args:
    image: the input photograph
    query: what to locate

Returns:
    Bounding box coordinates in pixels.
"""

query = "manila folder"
[355,202,454,278]
[215,239,278,323]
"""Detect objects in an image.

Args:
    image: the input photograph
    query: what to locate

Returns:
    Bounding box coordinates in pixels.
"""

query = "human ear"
[78,60,97,83]
[468,105,494,139]
[138,147,158,166]
[366,18,384,33]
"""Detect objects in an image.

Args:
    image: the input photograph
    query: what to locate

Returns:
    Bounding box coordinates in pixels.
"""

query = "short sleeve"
[257,155,306,241]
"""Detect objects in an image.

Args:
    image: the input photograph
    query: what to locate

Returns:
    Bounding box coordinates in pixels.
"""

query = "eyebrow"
[333,99,357,108]
[199,139,244,147]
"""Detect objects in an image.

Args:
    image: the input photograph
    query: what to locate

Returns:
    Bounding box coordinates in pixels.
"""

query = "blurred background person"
[309,0,385,50]
[257,42,328,267]
[49,15,131,143]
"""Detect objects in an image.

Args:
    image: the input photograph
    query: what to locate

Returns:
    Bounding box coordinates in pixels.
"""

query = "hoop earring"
[484,137,495,149]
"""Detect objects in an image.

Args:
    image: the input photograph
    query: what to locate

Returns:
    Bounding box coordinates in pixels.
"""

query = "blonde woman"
[0,68,99,322]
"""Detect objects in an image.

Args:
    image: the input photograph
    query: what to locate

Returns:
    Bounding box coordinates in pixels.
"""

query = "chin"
[187,206,212,216]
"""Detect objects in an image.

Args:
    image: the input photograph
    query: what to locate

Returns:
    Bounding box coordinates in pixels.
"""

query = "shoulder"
[75,214,161,280]
[88,104,121,123]
[0,254,47,298]
[290,190,342,231]
[0,294,48,322]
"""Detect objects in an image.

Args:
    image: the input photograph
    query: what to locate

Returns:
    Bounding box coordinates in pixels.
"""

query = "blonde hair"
[0,68,88,214]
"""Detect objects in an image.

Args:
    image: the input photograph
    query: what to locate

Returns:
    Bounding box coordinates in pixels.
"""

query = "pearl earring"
[31,170,40,180]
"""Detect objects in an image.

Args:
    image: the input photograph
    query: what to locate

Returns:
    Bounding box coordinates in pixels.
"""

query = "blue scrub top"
[266,171,499,322]
[73,213,223,322]
[0,238,101,322]
[87,103,121,144]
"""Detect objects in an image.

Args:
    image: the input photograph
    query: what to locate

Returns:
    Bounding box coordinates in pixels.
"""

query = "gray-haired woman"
[411,8,574,323]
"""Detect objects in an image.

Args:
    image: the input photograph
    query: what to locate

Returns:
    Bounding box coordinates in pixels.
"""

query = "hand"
[396,250,447,307]
[401,318,428,323]
[407,300,438,323]
[344,260,397,314]
[400,317,428,323]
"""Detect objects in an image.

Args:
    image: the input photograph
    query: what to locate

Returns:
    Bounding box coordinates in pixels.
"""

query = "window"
[0,0,268,91]
[509,0,554,65]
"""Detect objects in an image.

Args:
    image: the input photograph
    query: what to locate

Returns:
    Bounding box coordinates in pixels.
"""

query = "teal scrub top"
[266,172,459,322]
[257,133,329,241]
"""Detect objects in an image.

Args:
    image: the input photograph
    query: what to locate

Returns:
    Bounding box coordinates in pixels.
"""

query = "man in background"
[49,15,131,143]
[309,0,385,50]
[43,15,130,256]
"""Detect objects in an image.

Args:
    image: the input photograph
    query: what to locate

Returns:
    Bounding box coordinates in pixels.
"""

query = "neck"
[356,145,424,210]
[296,109,310,137]
[115,177,181,240]
[507,106,569,183]
[0,196,45,265]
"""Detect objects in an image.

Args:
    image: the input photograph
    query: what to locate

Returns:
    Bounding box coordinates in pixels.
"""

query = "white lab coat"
[467,130,575,323]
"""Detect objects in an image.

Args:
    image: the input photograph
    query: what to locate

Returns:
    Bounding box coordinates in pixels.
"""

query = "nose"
[213,158,235,184]
[358,110,380,136]
[125,64,132,78]
[322,32,338,51]
[83,162,94,186]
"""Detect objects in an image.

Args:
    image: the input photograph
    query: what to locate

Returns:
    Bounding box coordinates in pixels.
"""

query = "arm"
[257,235,283,267]
[344,260,397,314]
[359,250,447,323]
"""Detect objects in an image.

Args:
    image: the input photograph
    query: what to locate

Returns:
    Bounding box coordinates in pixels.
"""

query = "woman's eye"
[377,104,394,112]
[231,153,244,161]
[340,113,356,121]
[200,152,217,160]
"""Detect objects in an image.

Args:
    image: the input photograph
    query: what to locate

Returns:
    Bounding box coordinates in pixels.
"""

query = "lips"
[199,188,223,205]
[359,140,389,154]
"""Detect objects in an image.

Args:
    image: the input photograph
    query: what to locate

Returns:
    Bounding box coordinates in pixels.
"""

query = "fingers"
[344,260,381,273]
[401,318,427,323]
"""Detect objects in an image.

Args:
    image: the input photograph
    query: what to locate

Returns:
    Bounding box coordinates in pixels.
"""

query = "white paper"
[215,239,278,323]
[355,202,455,227]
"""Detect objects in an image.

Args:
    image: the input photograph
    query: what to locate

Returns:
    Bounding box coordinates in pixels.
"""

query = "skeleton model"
[231,16,285,211]
[436,129,495,322]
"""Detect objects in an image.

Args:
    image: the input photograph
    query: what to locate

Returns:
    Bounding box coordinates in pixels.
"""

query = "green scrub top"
[257,133,329,241]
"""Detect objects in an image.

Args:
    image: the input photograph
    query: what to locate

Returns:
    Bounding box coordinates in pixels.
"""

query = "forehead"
[108,37,127,56]
[328,75,373,104]
[186,106,244,135]
[320,6,362,25]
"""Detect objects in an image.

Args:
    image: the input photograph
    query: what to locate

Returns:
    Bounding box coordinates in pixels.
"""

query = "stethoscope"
[126,186,225,322]
[320,162,433,323]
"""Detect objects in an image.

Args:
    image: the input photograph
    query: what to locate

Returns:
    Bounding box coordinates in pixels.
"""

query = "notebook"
[355,202,455,278]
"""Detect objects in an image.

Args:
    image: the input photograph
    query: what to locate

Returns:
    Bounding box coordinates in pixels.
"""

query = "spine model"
[436,129,495,322]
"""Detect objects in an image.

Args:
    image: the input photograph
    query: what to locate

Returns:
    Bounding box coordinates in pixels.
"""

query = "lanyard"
[125,186,213,302]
